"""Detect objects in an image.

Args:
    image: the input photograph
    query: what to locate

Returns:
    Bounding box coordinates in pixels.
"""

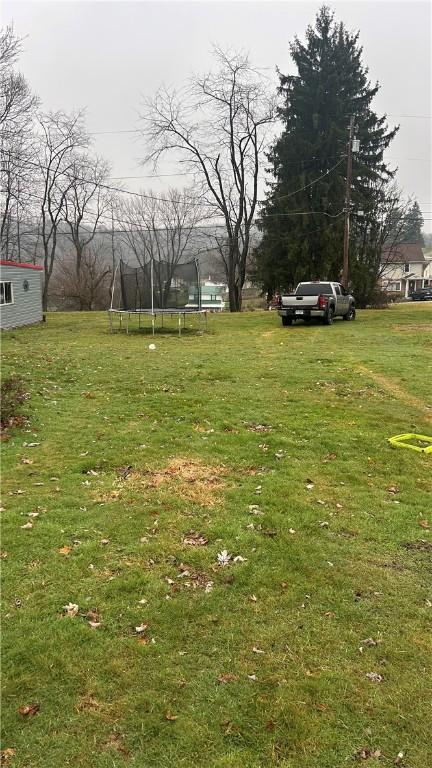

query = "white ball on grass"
[148,343,156,351]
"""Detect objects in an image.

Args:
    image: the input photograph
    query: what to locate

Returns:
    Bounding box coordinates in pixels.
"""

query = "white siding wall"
[0,265,43,330]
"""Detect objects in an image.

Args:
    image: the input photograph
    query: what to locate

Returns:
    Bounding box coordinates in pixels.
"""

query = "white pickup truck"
[278,281,356,326]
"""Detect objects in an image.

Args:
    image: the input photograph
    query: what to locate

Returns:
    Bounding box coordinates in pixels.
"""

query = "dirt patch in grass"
[125,457,227,506]
[393,324,432,333]
[356,364,432,423]
[402,540,432,552]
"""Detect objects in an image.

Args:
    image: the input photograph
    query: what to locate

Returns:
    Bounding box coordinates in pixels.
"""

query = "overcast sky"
[4,0,432,231]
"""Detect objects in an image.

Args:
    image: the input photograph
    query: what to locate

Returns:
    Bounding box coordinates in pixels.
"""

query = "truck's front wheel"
[282,316,292,326]
[343,306,356,321]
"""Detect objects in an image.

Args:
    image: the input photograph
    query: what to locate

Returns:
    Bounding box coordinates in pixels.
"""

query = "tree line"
[1,8,426,311]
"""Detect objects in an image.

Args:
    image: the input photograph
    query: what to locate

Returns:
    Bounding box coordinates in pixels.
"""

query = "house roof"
[381,243,426,264]
[0,260,44,271]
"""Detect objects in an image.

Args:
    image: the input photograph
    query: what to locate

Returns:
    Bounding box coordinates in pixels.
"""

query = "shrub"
[0,375,28,430]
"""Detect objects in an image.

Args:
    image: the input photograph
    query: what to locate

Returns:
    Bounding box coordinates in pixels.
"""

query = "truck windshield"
[296,283,333,295]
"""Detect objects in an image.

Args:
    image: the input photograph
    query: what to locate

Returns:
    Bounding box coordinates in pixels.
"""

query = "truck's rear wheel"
[282,316,292,326]
[323,307,334,325]
[343,306,356,321]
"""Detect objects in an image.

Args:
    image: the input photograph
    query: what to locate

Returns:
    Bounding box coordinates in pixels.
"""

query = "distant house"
[187,279,227,311]
[0,261,44,330]
[380,243,429,298]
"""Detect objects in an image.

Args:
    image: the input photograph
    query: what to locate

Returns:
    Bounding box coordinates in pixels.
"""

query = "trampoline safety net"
[119,258,201,311]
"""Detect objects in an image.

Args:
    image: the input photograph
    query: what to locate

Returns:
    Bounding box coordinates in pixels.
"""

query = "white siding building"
[0,261,44,330]
[380,243,429,298]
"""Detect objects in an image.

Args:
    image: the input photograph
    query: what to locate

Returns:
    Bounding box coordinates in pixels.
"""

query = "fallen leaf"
[395,751,404,765]
[183,531,208,547]
[366,672,383,683]
[21,458,33,465]
[217,673,239,684]
[0,748,16,764]
[419,520,430,530]
[58,546,72,555]
[247,674,257,681]
[233,555,247,563]
[100,538,110,545]
[88,621,101,629]
[252,646,265,654]
[322,452,337,463]
[165,711,178,721]
[217,550,231,566]
[63,602,79,617]
[316,703,327,712]
[249,594,258,602]
[135,624,148,634]
[20,522,33,530]
[18,703,40,717]
[288,528,296,535]
[387,486,400,495]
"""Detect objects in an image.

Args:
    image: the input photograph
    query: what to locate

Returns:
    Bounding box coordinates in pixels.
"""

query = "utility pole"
[342,116,355,288]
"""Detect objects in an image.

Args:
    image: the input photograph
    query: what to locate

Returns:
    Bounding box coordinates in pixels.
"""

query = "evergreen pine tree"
[400,201,424,244]
[255,6,398,294]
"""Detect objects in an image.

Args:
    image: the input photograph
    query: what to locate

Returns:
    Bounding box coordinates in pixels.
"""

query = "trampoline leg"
[120,314,123,331]
[152,315,155,336]
[108,311,112,333]
[139,314,141,330]
[126,314,130,335]
[178,314,181,337]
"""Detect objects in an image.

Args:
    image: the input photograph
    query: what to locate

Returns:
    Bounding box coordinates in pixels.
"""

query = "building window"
[404,263,410,273]
[385,281,401,292]
[0,281,13,305]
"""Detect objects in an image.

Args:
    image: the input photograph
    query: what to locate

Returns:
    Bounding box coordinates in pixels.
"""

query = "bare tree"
[141,48,276,311]
[118,188,206,286]
[64,154,111,275]
[350,182,414,306]
[1,25,39,258]
[51,243,112,311]
[36,110,88,310]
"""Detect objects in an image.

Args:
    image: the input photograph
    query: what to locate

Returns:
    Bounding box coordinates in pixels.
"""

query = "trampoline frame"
[107,307,208,336]
[109,257,207,336]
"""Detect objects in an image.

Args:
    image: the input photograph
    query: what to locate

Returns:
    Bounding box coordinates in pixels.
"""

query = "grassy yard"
[1,304,431,768]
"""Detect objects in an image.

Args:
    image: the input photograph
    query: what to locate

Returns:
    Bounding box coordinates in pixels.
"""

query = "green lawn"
[1,304,431,768]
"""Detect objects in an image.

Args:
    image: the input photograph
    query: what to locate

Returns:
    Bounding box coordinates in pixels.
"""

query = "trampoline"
[108,258,207,336]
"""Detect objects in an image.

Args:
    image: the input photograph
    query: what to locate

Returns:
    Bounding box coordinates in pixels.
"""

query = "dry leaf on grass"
[63,602,79,617]
[217,550,231,566]
[18,703,40,717]
[0,748,16,764]
[419,520,430,529]
[20,522,33,530]
[21,458,33,465]
[217,673,239,684]
[366,672,383,683]
[135,624,148,634]
[165,711,178,721]
[353,747,382,760]
[183,531,208,547]
[322,452,337,463]
[387,486,400,495]
[58,546,72,555]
